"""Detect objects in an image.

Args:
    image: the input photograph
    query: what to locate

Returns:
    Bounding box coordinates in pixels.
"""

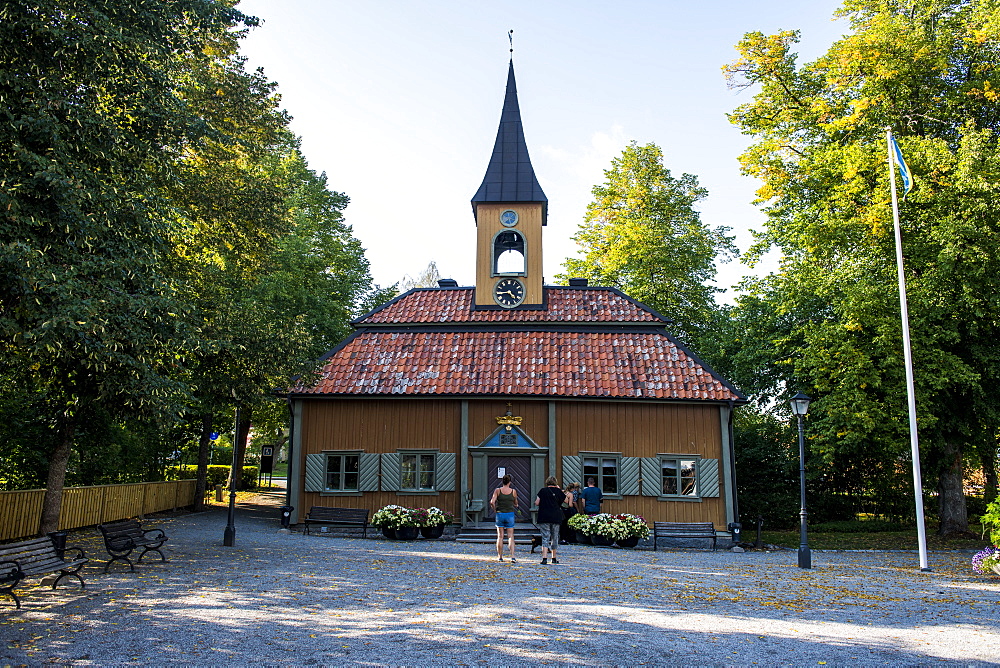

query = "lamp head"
[789,392,811,416]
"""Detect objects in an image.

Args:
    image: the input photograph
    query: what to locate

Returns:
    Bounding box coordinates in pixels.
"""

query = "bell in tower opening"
[494,230,525,275]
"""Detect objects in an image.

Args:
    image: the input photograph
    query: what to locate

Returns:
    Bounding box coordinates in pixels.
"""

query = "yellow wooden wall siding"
[556,401,721,456]
[474,203,544,306]
[0,480,197,542]
[555,401,726,528]
[467,399,549,448]
[298,400,463,517]
[297,398,727,529]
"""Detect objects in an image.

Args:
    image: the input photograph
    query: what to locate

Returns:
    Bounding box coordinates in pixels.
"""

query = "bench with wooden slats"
[0,535,88,609]
[652,522,718,551]
[98,519,168,572]
[303,507,370,537]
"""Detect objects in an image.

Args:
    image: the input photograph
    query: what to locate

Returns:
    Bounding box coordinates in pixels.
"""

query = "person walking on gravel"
[490,475,519,562]
[535,476,572,564]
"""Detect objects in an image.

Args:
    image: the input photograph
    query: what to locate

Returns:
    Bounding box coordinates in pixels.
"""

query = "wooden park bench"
[302,507,370,537]
[98,519,168,572]
[652,522,718,551]
[0,535,88,609]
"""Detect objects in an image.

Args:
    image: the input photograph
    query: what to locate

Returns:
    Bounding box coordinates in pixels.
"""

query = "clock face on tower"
[493,278,525,308]
[500,209,518,227]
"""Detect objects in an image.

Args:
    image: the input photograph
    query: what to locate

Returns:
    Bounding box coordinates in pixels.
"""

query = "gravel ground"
[2,494,999,667]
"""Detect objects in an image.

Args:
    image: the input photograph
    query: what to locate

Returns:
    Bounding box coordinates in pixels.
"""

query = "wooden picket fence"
[0,479,197,542]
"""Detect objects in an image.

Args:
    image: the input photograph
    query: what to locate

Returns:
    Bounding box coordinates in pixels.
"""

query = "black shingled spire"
[471,60,548,224]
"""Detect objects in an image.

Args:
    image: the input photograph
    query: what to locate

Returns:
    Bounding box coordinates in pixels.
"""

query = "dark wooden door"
[485,456,532,520]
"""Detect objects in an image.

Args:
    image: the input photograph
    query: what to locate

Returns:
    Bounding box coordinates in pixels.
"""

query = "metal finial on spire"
[508,29,513,54]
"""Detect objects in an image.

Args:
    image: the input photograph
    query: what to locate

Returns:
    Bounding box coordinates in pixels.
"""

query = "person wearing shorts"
[490,475,518,562]
[535,476,572,564]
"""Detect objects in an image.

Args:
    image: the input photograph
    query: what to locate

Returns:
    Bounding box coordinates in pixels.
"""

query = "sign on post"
[260,446,274,474]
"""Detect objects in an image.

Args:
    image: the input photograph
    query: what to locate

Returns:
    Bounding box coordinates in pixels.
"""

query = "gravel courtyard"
[2,495,998,666]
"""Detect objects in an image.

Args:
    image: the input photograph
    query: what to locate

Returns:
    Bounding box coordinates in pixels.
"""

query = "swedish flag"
[890,135,913,194]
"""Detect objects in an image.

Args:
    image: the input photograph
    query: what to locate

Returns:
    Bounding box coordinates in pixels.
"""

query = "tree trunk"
[982,446,998,506]
[937,440,969,536]
[193,413,213,512]
[39,415,75,536]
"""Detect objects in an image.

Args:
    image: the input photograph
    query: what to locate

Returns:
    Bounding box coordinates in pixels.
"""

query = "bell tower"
[471,60,547,308]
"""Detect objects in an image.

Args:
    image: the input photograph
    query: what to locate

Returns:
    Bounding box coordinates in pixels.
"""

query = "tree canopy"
[559,141,736,345]
[724,0,1000,533]
[0,1,384,528]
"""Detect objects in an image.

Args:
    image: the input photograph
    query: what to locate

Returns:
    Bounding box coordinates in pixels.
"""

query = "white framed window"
[661,458,698,496]
[401,452,436,491]
[325,453,360,492]
[380,451,457,493]
[304,451,379,495]
[582,454,620,495]
[639,456,720,499]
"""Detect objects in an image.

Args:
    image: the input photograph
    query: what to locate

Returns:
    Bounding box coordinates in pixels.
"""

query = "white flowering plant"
[371,505,419,529]
[590,513,650,541]
[567,513,595,534]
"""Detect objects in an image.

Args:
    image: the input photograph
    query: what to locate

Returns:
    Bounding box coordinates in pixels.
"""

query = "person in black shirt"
[535,476,572,564]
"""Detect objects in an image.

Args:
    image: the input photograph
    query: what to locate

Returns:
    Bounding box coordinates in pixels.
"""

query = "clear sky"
[236,1,847,297]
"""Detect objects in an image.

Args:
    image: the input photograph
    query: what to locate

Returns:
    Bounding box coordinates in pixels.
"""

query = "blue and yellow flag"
[890,135,913,194]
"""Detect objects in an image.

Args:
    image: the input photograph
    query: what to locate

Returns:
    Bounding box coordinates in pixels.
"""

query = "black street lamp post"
[790,392,811,569]
[223,402,241,547]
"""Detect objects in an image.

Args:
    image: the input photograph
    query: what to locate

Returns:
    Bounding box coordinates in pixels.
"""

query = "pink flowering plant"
[590,513,650,541]
[372,505,419,529]
[412,506,456,528]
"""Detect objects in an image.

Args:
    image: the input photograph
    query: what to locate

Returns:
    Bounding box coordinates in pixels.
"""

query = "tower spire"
[470,60,547,224]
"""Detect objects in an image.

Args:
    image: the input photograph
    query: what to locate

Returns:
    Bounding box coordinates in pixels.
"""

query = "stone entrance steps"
[454,523,539,545]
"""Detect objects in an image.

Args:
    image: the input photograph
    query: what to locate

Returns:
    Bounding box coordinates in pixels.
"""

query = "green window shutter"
[359,453,380,492]
[640,458,661,497]
[381,453,401,492]
[436,453,456,491]
[561,455,582,487]
[305,453,327,492]
[698,458,720,498]
[619,457,640,496]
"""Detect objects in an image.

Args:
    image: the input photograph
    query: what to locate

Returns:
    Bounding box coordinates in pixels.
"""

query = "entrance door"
[485,456,532,521]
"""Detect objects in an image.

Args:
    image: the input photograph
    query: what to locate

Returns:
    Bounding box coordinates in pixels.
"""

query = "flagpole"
[886,128,930,572]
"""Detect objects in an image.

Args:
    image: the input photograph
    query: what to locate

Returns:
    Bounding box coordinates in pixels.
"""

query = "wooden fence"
[0,479,197,542]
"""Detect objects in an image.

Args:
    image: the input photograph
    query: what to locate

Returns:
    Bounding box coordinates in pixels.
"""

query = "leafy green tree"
[559,141,736,345]
[0,1,389,519]
[732,410,801,530]
[725,0,1000,534]
[0,0,262,532]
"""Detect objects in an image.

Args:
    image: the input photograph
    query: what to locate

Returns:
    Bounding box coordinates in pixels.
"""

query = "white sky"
[236,1,848,299]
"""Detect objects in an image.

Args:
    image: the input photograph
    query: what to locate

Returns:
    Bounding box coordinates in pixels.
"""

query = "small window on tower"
[493,230,525,275]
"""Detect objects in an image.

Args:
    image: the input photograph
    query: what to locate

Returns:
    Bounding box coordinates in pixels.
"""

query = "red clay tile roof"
[295,330,741,401]
[356,287,665,325]
[292,287,743,402]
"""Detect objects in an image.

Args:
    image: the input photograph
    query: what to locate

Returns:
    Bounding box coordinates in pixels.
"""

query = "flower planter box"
[420,525,445,539]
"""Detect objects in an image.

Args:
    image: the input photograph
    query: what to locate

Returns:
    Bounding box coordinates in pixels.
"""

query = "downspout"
[727,399,739,525]
[285,397,295,508]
